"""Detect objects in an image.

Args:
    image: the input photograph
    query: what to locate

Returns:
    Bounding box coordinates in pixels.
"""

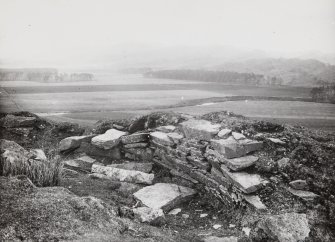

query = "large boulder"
[59,135,93,152]
[252,213,310,242]
[180,119,220,141]
[92,164,154,185]
[91,129,127,149]
[133,183,196,212]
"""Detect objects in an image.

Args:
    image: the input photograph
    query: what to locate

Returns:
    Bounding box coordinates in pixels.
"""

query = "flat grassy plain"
[1,74,334,131]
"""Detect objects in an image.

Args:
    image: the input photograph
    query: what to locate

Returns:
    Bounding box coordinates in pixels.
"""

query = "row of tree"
[310,84,335,103]
[144,69,283,86]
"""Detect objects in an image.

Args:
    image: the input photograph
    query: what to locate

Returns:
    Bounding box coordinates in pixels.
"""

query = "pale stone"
[167,132,184,144]
[239,139,263,154]
[224,155,259,171]
[287,188,319,201]
[168,208,181,215]
[180,119,221,141]
[268,138,286,145]
[107,162,153,173]
[182,214,189,219]
[277,157,290,169]
[156,125,176,132]
[221,165,264,194]
[289,180,308,190]
[92,164,154,185]
[213,224,222,229]
[211,137,245,158]
[217,128,232,138]
[133,183,196,212]
[200,213,208,218]
[243,227,251,236]
[123,142,148,149]
[91,129,127,149]
[133,207,164,224]
[255,213,310,242]
[232,132,246,140]
[203,236,238,242]
[59,135,92,152]
[150,131,174,146]
[243,195,267,211]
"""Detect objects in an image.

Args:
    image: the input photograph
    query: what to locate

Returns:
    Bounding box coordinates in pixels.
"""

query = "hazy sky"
[0,0,334,66]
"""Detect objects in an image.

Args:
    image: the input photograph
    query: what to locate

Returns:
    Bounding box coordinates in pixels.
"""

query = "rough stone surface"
[243,195,267,211]
[92,164,154,185]
[167,132,184,144]
[289,180,308,190]
[133,183,196,212]
[180,119,220,141]
[203,236,238,242]
[224,155,259,171]
[150,131,174,146]
[211,137,244,158]
[108,162,153,173]
[268,137,286,145]
[133,207,165,224]
[220,165,264,194]
[64,155,96,172]
[287,188,319,201]
[30,149,47,161]
[59,135,92,152]
[254,213,310,242]
[91,129,127,149]
[124,143,148,149]
[77,142,122,159]
[0,114,36,128]
[156,125,176,133]
[121,133,149,144]
[239,139,263,154]
[277,157,290,169]
[232,132,246,140]
[217,128,232,138]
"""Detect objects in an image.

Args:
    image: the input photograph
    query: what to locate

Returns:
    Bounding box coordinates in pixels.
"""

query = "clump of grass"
[1,153,63,187]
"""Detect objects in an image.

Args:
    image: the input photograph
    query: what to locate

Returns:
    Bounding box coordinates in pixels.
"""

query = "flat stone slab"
[91,129,127,149]
[123,142,148,149]
[180,119,221,141]
[239,139,263,154]
[203,236,238,242]
[243,195,267,211]
[107,162,153,173]
[59,135,92,152]
[217,128,232,138]
[133,183,196,211]
[211,137,245,158]
[30,149,47,161]
[121,133,149,144]
[133,207,165,224]
[167,132,184,144]
[156,125,176,133]
[289,180,308,190]
[224,155,259,171]
[92,164,154,185]
[150,131,174,146]
[220,165,264,194]
[287,187,319,201]
[232,132,246,140]
[267,138,286,145]
[255,213,310,242]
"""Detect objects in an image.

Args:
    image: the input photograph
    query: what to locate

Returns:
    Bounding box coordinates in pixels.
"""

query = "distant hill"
[217,58,335,86]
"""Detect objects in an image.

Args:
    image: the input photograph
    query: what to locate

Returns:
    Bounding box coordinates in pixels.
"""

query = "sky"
[0,0,334,67]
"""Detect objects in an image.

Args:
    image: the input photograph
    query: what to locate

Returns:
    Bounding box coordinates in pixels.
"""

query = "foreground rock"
[133,207,165,224]
[91,129,127,149]
[108,162,153,173]
[92,164,154,185]
[180,119,220,141]
[59,135,92,152]
[252,213,310,242]
[223,155,259,171]
[133,183,196,212]
[64,155,96,172]
[0,114,36,128]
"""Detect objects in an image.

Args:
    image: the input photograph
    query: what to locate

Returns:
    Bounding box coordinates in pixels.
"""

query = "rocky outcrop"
[91,129,127,149]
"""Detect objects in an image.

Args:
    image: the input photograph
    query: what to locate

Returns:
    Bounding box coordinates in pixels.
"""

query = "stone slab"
[91,129,127,149]
[107,162,153,173]
[150,131,174,146]
[180,119,220,141]
[59,135,92,152]
[121,133,149,144]
[224,155,259,171]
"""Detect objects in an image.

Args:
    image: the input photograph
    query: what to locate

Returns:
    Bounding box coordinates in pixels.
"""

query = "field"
[1,73,334,131]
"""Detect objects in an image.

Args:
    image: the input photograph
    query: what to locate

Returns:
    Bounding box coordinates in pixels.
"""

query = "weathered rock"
[117,182,144,197]
[133,183,196,212]
[211,137,245,158]
[170,169,198,184]
[0,114,36,128]
[217,128,232,138]
[123,142,148,149]
[62,168,79,178]
[92,164,154,185]
[77,142,122,159]
[220,165,264,194]
[59,135,92,152]
[232,132,246,140]
[243,195,267,211]
[167,132,184,144]
[287,188,319,201]
[211,167,230,187]
[239,139,263,154]
[91,129,127,149]
[268,137,286,145]
[125,147,153,161]
[133,207,165,224]
[180,119,220,141]
[289,180,308,190]
[253,213,310,242]
[187,156,210,170]
[168,208,181,215]
[108,162,153,173]
[156,125,176,132]
[30,149,47,161]
[203,236,238,242]
[150,131,174,146]
[224,155,259,171]
[121,133,149,144]
[277,157,290,169]
[64,155,96,172]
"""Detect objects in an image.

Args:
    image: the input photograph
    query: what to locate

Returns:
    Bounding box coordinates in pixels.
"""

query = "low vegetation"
[311,84,335,103]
